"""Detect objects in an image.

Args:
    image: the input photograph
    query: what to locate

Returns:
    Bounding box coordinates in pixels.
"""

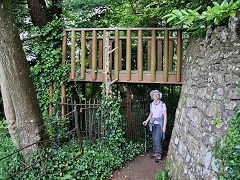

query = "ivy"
[212,104,240,179]
[27,16,71,118]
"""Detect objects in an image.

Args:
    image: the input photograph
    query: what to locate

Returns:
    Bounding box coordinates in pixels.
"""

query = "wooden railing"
[62,28,188,84]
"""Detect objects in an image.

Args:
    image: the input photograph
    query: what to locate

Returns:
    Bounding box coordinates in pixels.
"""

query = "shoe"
[155,153,162,163]
[150,152,157,159]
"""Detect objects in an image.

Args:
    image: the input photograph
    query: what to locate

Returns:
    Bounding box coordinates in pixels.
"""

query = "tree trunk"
[27,0,48,28]
[0,0,48,155]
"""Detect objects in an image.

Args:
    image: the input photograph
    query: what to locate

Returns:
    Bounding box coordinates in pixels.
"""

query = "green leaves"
[212,107,240,179]
[162,0,240,37]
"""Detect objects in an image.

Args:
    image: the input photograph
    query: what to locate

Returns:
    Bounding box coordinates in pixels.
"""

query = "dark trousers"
[152,124,163,154]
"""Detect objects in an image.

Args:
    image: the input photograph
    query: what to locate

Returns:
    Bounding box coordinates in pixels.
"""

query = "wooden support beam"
[81,30,86,79]
[157,40,163,71]
[163,29,169,82]
[92,30,97,80]
[114,30,119,79]
[127,84,132,138]
[71,30,76,80]
[126,29,131,81]
[151,30,156,81]
[81,82,86,131]
[176,29,182,82]
[137,30,143,81]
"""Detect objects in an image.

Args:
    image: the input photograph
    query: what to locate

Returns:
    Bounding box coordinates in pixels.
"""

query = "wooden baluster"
[71,30,76,80]
[126,29,131,81]
[81,30,86,79]
[98,39,103,70]
[169,40,173,72]
[119,40,122,70]
[109,40,113,70]
[163,30,169,82]
[151,30,156,82]
[89,40,92,69]
[176,29,183,82]
[137,30,143,81]
[92,30,97,80]
[147,40,151,70]
[157,40,163,71]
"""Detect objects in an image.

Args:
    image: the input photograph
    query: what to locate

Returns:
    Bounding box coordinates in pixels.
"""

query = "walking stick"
[144,127,147,155]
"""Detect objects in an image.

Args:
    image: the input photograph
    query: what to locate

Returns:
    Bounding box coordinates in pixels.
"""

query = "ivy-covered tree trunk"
[0,0,48,154]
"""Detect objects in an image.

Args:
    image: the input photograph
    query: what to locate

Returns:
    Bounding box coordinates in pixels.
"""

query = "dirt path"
[112,140,169,180]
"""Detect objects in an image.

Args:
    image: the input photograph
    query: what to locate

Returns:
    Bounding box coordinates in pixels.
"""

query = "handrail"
[64,27,187,31]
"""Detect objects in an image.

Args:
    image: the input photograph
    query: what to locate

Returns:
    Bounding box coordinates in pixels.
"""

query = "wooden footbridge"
[61,28,187,84]
[52,28,188,116]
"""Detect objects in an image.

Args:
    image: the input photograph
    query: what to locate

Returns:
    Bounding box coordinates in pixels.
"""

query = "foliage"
[0,96,144,179]
[155,170,170,180]
[27,16,71,117]
[212,104,240,179]
[162,0,240,37]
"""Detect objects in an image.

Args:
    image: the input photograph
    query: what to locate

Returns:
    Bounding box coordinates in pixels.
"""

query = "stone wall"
[167,14,240,180]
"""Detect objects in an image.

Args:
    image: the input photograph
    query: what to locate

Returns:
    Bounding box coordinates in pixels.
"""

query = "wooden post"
[92,30,97,80]
[150,30,156,81]
[74,101,83,153]
[61,31,67,117]
[126,29,131,81]
[137,30,143,81]
[49,84,53,115]
[163,29,169,82]
[71,30,76,80]
[81,82,86,131]
[81,30,86,79]
[62,31,67,66]
[127,84,132,138]
[176,29,182,82]
[114,30,119,79]
[157,40,163,71]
